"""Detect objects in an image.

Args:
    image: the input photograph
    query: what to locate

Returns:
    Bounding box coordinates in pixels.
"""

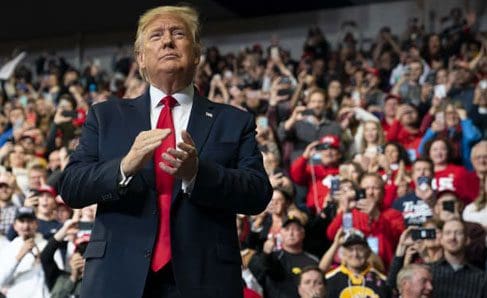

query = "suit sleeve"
[59,106,125,208]
[189,113,272,215]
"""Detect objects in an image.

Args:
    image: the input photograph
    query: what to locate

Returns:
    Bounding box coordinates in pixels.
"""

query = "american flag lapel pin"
[205,112,213,118]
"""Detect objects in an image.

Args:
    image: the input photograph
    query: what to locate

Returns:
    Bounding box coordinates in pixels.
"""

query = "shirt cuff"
[119,162,133,187]
[181,171,197,195]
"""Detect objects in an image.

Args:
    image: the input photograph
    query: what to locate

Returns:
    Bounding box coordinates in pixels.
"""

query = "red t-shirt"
[326,208,405,269]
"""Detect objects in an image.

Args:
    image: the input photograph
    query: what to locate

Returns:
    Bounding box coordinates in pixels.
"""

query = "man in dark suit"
[59,5,272,298]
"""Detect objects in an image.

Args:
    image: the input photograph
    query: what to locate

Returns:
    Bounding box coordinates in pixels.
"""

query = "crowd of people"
[0,5,486,298]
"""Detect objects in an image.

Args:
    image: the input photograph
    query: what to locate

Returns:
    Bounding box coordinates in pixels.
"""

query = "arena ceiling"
[1,0,397,42]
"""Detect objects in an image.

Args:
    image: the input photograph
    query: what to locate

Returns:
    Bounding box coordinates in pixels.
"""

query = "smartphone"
[356,188,366,200]
[342,212,353,231]
[257,117,269,129]
[442,200,455,213]
[434,84,447,99]
[411,228,436,240]
[330,178,340,193]
[435,112,445,125]
[270,47,280,60]
[62,110,77,118]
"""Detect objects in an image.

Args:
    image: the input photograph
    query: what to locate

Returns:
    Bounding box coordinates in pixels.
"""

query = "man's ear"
[136,51,145,69]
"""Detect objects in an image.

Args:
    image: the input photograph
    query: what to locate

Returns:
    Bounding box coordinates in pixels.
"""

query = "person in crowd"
[297,266,326,298]
[419,102,481,170]
[325,229,391,298]
[279,88,342,161]
[393,158,435,226]
[424,137,475,203]
[0,207,49,298]
[59,5,272,298]
[290,134,341,212]
[429,219,487,298]
[40,218,87,298]
[0,174,19,236]
[396,264,433,298]
[326,173,405,269]
[469,140,487,203]
[249,216,319,298]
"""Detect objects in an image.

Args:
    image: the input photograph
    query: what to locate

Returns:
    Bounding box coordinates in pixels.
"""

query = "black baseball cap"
[15,207,37,221]
[342,229,369,248]
[282,215,304,228]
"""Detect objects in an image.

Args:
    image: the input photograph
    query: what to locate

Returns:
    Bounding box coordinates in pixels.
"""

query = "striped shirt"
[0,202,17,236]
[430,259,487,298]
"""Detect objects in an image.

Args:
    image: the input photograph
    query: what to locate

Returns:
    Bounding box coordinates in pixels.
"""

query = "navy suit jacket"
[59,89,272,298]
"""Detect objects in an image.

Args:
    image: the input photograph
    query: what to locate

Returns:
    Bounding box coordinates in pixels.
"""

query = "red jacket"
[290,156,339,212]
[326,208,405,269]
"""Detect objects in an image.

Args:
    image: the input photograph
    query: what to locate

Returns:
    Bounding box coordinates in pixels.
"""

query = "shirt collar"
[150,84,194,110]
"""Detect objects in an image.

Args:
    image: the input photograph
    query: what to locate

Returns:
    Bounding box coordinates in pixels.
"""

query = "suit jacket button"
[152,210,157,215]
[144,250,151,259]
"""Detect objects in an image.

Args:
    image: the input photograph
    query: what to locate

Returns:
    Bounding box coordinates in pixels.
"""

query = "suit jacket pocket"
[83,240,107,259]
[216,244,241,264]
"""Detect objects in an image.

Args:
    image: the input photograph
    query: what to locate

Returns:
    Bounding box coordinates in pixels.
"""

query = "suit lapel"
[172,95,217,201]
[121,89,155,188]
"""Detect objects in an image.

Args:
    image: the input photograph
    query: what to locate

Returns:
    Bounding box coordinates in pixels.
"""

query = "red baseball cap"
[318,134,341,149]
[37,185,57,198]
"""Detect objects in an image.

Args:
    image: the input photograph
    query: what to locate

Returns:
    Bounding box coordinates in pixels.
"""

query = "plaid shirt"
[0,202,17,236]
[430,259,487,298]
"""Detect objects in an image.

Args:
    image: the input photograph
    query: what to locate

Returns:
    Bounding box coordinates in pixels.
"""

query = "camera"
[356,188,366,200]
[62,110,78,118]
[411,228,436,240]
[442,200,455,213]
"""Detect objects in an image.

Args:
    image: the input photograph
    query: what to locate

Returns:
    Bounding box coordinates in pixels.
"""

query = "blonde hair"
[134,5,202,81]
[360,120,385,152]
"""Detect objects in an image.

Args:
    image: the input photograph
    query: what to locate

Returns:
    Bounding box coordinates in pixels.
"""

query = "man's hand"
[54,219,79,242]
[16,238,36,261]
[160,130,198,181]
[69,253,85,282]
[121,129,171,176]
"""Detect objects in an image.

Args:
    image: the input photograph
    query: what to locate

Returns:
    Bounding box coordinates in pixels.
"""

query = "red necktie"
[151,95,177,271]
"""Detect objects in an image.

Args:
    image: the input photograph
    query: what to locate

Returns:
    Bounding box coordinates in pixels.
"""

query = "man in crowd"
[393,158,435,226]
[429,219,487,297]
[0,207,49,298]
[249,216,319,298]
[297,266,326,298]
[325,229,390,297]
[396,264,433,298]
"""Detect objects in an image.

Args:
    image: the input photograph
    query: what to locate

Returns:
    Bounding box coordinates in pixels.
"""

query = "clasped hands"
[121,129,198,181]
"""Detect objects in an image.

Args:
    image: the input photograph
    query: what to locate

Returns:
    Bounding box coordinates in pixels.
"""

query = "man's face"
[412,161,433,182]
[13,218,38,239]
[384,98,398,117]
[471,142,487,175]
[308,92,325,116]
[409,62,422,82]
[137,14,199,86]
[0,183,13,202]
[320,147,340,166]
[28,169,46,190]
[298,270,326,298]
[402,268,433,298]
[343,244,370,271]
[441,220,467,255]
[360,176,383,204]
[281,223,305,249]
